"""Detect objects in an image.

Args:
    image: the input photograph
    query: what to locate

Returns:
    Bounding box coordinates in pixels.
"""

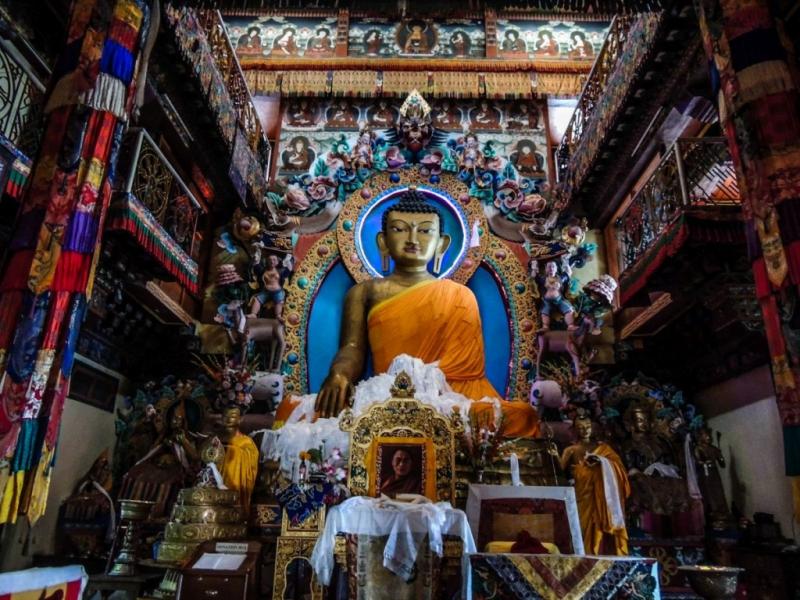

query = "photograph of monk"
[377,444,425,497]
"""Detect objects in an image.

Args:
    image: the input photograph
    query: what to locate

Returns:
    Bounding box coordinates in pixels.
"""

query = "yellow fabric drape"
[281,70,330,96]
[368,279,540,438]
[222,432,259,514]
[532,72,586,97]
[243,70,281,95]
[484,72,532,98]
[573,442,631,556]
[432,71,482,98]
[332,71,378,97]
[382,71,430,97]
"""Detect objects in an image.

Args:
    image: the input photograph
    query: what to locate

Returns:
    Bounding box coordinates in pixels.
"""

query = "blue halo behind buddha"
[355,185,469,278]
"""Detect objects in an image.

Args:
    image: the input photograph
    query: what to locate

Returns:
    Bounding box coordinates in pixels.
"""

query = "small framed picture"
[368,437,436,500]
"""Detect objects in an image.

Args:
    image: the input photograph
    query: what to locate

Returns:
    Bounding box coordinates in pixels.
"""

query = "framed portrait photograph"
[368,437,437,500]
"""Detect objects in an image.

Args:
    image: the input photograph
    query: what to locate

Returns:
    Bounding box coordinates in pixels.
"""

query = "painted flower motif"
[384,146,407,171]
[421,150,444,175]
[326,153,347,172]
[334,167,357,186]
[518,193,547,217]
[284,186,310,211]
[485,156,503,171]
[307,176,337,203]
[494,179,523,210]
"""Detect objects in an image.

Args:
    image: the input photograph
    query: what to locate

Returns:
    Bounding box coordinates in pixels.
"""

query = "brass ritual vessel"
[678,565,744,599]
[109,499,155,576]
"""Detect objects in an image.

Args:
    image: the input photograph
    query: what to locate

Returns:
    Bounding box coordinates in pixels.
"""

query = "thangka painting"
[277,97,549,184]
[497,20,610,61]
[348,17,485,58]
[226,16,338,59]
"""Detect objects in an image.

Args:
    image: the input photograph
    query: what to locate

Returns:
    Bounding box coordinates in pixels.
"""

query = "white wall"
[695,366,796,540]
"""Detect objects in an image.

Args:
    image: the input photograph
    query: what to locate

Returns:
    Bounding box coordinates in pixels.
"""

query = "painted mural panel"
[497,19,609,60]
[277,97,549,184]
[348,17,485,58]
[226,16,338,59]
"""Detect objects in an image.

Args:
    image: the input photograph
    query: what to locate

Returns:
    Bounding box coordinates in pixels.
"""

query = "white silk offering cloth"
[311,496,476,584]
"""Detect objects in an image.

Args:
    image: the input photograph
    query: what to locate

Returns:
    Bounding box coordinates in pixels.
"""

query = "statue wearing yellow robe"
[555,416,630,556]
[220,407,259,514]
[572,441,631,555]
[367,278,539,437]
[280,189,540,438]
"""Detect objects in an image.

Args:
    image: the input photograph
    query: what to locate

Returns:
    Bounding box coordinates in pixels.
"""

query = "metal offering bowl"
[118,499,155,521]
[678,565,744,599]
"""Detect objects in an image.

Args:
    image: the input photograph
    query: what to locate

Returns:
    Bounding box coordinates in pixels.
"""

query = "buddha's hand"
[316,372,354,418]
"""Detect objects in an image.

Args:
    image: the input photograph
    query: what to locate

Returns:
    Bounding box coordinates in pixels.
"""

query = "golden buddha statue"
[552,416,630,555]
[220,406,259,515]
[312,188,540,437]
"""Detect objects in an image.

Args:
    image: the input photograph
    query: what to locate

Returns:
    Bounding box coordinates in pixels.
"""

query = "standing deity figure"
[248,254,286,322]
[351,128,375,170]
[274,188,540,438]
[551,416,631,555]
[220,405,259,514]
[692,427,731,526]
[532,260,576,332]
[458,133,485,175]
[622,404,690,516]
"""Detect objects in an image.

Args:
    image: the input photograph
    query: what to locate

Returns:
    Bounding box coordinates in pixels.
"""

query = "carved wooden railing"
[0,37,46,157]
[614,137,739,276]
[198,9,269,166]
[555,15,633,183]
[119,128,204,256]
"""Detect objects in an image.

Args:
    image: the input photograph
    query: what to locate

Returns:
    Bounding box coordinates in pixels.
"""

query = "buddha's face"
[379,210,449,270]
[575,418,592,442]
[223,407,241,430]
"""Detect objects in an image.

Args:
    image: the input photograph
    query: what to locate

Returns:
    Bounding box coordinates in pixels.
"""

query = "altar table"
[311,496,476,600]
[463,552,661,600]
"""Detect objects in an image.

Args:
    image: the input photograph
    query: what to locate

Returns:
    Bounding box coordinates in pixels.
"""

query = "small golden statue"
[219,405,259,515]
[310,188,540,438]
[551,416,630,555]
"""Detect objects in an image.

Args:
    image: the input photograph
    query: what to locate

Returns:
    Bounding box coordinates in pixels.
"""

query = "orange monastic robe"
[574,442,631,556]
[368,279,540,438]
